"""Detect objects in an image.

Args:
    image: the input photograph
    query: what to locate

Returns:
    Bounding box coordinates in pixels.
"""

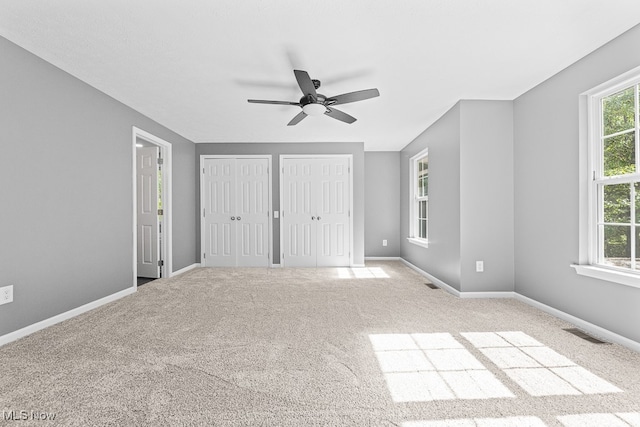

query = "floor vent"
[424,283,439,290]
[564,328,609,344]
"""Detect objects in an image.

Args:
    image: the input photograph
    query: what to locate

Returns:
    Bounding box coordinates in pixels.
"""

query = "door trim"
[279,154,354,267]
[199,155,273,267]
[132,127,172,287]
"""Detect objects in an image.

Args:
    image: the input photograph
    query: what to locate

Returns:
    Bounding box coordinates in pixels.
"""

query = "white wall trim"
[400,258,460,297]
[365,257,401,261]
[514,293,640,353]
[172,263,200,276]
[0,287,136,348]
[132,127,173,282]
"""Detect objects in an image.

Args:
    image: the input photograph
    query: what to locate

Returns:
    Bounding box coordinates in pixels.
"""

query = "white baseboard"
[514,294,640,353]
[399,257,640,353]
[270,263,282,268]
[351,264,366,268]
[0,287,136,348]
[400,258,461,297]
[460,291,516,299]
[171,263,200,277]
[365,257,401,261]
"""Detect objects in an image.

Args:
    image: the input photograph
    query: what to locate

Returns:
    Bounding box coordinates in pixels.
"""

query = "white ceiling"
[2,1,640,151]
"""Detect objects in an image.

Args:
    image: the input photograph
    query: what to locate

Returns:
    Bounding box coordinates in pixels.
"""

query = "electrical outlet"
[0,285,13,305]
[476,261,484,273]
[382,239,388,246]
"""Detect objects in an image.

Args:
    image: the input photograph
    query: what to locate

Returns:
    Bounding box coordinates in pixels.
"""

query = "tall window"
[409,149,429,247]
[592,79,640,272]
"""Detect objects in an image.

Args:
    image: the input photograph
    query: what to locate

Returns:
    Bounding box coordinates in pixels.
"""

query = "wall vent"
[424,283,439,290]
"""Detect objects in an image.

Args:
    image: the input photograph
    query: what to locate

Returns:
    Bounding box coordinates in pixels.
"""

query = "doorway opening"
[132,127,172,288]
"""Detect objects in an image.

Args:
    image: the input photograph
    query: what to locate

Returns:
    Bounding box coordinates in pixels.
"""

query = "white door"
[203,158,236,267]
[202,157,270,267]
[282,159,316,267]
[236,159,270,267]
[137,146,160,278]
[316,157,350,267]
[281,157,351,267]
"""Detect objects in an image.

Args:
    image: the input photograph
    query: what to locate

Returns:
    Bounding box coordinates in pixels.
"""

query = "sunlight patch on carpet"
[369,333,514,402]
[461,331,622,397]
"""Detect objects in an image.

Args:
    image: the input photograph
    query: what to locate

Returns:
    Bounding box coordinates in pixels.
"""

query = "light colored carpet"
[1,261,639,426]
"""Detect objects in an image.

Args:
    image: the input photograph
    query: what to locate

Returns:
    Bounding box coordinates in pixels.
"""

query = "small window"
[409,149,429,247]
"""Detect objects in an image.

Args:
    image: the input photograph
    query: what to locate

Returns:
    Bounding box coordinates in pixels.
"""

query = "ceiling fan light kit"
[247,69,379,126]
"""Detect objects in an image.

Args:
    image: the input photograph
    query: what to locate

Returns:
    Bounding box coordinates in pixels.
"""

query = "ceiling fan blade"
[326,88,380,106]
[248,99,300,106]
[287,111,307,126]
[324,107,357,124]
[294,70,317,99]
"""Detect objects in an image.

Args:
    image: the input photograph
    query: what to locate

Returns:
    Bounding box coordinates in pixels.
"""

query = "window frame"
[408,148,429,248]
[573,66,640,288]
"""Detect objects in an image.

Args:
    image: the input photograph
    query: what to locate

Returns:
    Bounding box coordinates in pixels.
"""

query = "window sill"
[571,264,640,289]
[407,237,429,249]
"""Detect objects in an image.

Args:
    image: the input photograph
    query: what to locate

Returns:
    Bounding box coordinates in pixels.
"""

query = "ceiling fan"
[247,70,380,126]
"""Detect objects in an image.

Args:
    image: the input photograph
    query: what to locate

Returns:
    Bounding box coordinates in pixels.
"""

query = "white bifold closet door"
[202,158,270,267]
[282,157,350,267]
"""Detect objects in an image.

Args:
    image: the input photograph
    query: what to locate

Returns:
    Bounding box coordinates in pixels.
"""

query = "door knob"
[311,216,316,220]
[231,216,235,220]
[237,216,241,221]
[317,216,321,220]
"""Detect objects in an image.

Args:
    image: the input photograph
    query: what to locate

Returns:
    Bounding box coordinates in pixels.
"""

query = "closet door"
[281,157,351,267]
[203,158,236,267]
[282,158,316,267]
[236,159,270,267]
[316,157,350,267]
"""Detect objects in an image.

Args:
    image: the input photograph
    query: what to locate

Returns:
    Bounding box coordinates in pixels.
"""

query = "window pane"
[417,156,428,197]
[419,219,427,239]
[603,86,635,136]
[603,183,631,223]
[603,225,631,268]
[636,183,640,224]
[603,132,635,176]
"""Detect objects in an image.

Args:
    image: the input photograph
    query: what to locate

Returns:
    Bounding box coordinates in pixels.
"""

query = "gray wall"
[459,101,514,292]
[364,152,401,257]
[400,104,462,290]
[399,100,515,292]
[514,24,640,343]
[195,143,365,266]
[0,36,196,337]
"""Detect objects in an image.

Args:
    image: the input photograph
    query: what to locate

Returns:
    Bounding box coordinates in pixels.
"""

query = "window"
[593,81,639,271]
[408,149,429,248]
[575,68,640,286]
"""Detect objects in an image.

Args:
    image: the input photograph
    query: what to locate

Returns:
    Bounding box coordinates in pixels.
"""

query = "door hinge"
[282,253,284,259]
[203,208,205,217]
[282,167,284,174]
[593,170,596,180]
[348,166,350,173]
[158,260,164,267]
[203,253,206,259]
[203,167,205,174]
[157,158,164,165]
[158,209,163,216]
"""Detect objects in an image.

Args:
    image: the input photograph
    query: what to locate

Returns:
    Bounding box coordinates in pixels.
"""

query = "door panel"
[315,157,350,267]
[236,159,269,267]
[203,158,236,267]
[137,146,160,278]
[282,159,316,266]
